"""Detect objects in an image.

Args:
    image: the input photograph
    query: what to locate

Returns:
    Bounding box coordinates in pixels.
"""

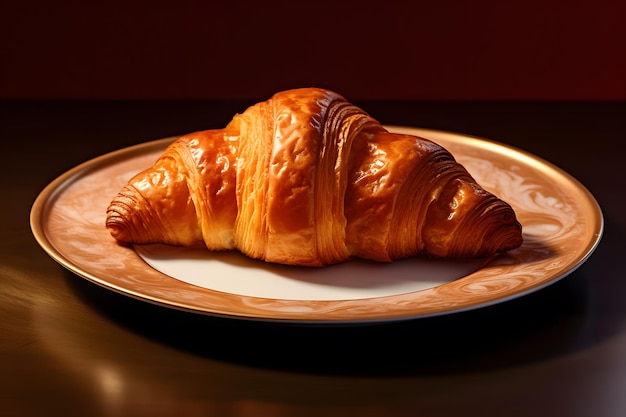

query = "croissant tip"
[105,209,129,242]
[105,187,147,244]
[484,220,524,257]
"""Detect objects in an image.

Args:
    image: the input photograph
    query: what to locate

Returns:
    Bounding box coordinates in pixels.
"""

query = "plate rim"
[30,127,604,324]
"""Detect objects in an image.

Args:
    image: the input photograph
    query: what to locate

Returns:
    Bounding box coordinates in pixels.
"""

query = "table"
[2,99,625,416]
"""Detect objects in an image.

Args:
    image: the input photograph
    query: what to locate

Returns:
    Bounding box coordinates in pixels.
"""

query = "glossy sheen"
[30,127,603,323]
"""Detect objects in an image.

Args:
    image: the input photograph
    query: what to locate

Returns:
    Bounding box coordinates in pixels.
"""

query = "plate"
[30,127,603,324]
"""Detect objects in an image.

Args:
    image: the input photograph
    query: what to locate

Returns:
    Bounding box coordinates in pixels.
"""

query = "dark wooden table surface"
[2,99,625,417]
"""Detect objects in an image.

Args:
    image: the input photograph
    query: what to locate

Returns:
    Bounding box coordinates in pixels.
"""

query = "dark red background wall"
[1,0,624,101]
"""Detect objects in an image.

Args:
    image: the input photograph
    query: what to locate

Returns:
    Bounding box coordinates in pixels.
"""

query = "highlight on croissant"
[105,87,523,267]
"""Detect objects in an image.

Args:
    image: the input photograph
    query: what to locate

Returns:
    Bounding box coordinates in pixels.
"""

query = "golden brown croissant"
[106,88,522,266]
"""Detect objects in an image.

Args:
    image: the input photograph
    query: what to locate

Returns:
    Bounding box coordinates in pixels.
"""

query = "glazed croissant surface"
[106,88,523,266]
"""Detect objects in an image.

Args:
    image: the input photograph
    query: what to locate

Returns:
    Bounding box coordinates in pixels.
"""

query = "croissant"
[106,88,522,267]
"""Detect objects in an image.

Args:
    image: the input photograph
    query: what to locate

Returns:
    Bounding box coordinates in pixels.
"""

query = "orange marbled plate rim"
[30,127,603,324]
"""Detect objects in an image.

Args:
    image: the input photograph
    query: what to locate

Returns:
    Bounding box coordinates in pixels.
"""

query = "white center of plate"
[135,244,486,301]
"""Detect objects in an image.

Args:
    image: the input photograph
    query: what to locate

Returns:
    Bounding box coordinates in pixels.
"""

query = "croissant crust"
[106,88,523,266]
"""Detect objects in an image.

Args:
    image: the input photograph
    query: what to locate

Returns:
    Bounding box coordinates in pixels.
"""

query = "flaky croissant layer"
[106,88,523,266]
